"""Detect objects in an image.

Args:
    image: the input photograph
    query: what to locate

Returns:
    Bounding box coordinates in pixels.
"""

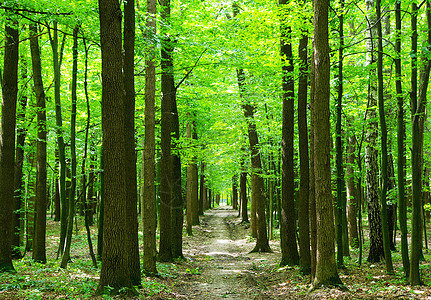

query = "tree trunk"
[12,56,28,259]
[142,0,158,275]
[410,0,431,285]
[49,22,68,258]
[395,0,409,278]
[279,0,299,266]
[365,0,384,264]
[60,25,79,269]
[30,23,48,264]
[232,176,238,210]
[191,127,199,225]
[97,0,135,294]
[346,135,359,248]
[240,162,248,223]
[311,0,342,288]
[296,0,311,274]
[123,0,141,285]
[186,122,193,236]
[376,0,394,274]
[199,162,206,214]
[0,20,19,272]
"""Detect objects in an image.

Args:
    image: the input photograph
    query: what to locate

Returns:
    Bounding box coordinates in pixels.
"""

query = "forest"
[1,0,431,298]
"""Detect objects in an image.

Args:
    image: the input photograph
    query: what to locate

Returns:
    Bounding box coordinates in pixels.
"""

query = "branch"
[0,5,73,15]
[175,49,207,90]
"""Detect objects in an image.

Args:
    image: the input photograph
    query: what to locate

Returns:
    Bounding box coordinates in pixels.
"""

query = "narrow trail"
[178,207,283,299]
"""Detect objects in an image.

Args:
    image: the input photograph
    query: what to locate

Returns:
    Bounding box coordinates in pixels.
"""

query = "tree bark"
[346,135,359,248]
[142,0,158,275]
[97,0,135,294]
[12,55,28,259]
[395,0,409,278]
[279,0,299,266]
[0,20,19,272]
[365,0,384,264]
[30,23,48,264]
[123,0,141,285]
[311,0,342,288]
[297,0,311,274]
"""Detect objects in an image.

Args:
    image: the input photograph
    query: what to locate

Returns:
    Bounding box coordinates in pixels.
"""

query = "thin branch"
[175,49,208,90]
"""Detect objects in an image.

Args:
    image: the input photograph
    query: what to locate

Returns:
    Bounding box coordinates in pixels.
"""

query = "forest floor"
[2,206,431,299]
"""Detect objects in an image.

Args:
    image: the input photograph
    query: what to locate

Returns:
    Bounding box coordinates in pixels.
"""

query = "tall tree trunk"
[158,0,175,262]
[0,20,19,272]
[279,0,299,266]
[123,0,141,285]
[297,0,311,274]
[365,0,384,263]
[186,122,193,236]
[171,90,183,259]
[12,56,28,259]
[311,0,342,288]
[232,176,238,210]
[142,0,158,275]
[346,135,359,248]
[410,0,431,285]
[309,40,317,282]
[335,0,347,267]
[376,0,394,273]
[199,162,205,214]
[395,0,409,278]
[240,160,248,223]
[97,0,135,294]
[191,126,199,225]
[30,24,48,264]
[60,25,79,269]
[49,22,67,258]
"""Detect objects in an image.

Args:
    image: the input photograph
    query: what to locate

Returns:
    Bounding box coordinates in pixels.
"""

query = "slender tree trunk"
[12,56,28,259]
[142,0,158,275]
[346,135,359,248]
[232,176,238,210]
[199,162,205,214]
[365,0,384,263]
[191,126,199,225]
[311,0,342,288]
[186,122,193,236]
[49,22,67,258]
[60,25,79,269]
[297,0,310,273]
[309,40,317,283]
[395,0,409,278]
[123,0,141,285]
[335,0,347,267]
[410,0,431,285]
[279,0,299,265]
[376,0,394,274]
[30,24,48,264]
[240,162,248,223]
[0,20,19,272]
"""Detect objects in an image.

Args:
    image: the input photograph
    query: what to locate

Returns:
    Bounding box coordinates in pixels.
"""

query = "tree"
[142,0,158,275]
[97,0,136,294]
[297,0,311,274]
[0,18,19,273]
[375,0,393,274]
[410,0,431,285]
[311,0,342,288]
[395,0,409,278]
[48,21,67,258]
[279,0,299,266]
[364,0,384,263]
[30,23,47,264]
[158,0,175,262]
[123,0,141,285]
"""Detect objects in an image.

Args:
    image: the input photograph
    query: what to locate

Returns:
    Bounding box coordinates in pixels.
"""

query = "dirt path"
[177,206,284,299]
